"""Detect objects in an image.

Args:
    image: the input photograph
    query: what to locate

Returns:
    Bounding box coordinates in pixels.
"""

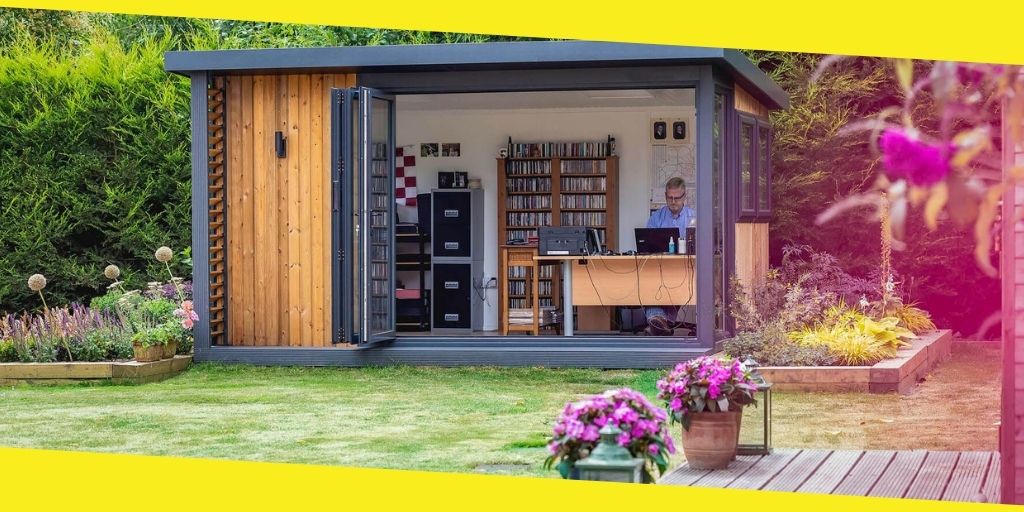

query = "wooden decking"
[659,449,999,503]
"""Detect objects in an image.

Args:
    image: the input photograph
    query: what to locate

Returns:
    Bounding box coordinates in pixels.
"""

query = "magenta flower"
[669,397,683,411]
[616,432,631,446]
[878,128,952,187]
[581,425,600,443]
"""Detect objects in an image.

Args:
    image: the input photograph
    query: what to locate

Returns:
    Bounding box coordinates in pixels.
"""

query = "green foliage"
[0,338,16,362]
[131,323,172,348]
[886,302,937,334]
[89,289,124,314]
[722,324,837,367]
[746,51,999,336]
[0,31,191,314]
[790,305,916,365]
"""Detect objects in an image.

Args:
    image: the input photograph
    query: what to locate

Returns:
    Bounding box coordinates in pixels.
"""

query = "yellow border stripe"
[0,447,1014,511]
[1,1,1024,63]
[0,1,1019,510]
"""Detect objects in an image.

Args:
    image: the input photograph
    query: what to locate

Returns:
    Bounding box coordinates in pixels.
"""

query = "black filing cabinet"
[430,189,484,333]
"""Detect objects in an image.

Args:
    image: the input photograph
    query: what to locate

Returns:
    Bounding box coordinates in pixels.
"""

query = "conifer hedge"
[0,33,191,313]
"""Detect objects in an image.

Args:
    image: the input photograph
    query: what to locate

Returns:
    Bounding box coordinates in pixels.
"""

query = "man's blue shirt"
[646,205,695,237]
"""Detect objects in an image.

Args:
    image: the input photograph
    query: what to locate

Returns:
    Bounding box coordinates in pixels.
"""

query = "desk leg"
[562,260,573,337]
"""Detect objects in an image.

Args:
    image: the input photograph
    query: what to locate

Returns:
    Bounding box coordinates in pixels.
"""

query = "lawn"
[0,343,999,478]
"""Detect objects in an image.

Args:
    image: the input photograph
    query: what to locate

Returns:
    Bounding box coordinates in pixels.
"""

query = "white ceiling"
[396,89,695,111]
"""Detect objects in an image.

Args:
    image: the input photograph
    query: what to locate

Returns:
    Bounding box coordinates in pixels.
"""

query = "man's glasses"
[666,194,686,202]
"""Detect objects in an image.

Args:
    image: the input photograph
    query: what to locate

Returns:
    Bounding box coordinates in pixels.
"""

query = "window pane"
[758,126,770,212]
[741,123,754,211]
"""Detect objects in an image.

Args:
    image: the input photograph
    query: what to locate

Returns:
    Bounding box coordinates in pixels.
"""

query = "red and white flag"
[395,146,417,206]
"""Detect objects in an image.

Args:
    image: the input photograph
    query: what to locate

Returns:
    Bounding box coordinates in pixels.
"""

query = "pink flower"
[879,128,952,187]
[669,397,683,411]
[581,425,600,443]
[648,444,660,455]
[616,432,631,446]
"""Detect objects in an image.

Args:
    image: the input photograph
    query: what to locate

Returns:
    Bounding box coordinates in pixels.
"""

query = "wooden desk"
[535,254,696,336]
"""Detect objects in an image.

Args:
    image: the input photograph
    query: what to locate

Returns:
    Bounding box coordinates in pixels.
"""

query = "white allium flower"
[155,246,173,263]
[27,274,46,292]
[104,265,121,280]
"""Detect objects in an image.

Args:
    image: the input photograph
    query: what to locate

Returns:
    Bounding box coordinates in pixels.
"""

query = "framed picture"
[667,114,694,145]
[652,120,667,142]
[420,143,439,157]
[441,143,461,157]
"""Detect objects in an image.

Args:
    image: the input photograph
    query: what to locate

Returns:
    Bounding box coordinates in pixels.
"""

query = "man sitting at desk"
[644,177,695,336]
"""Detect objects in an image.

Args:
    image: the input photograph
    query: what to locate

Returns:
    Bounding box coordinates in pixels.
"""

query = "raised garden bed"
[753,330,952,394]
[0,355,192,386]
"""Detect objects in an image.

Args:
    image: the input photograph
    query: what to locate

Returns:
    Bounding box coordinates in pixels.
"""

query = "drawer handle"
[444,242,459,250]
[444,281,459,289]
[444,209,459,218]
[444,313,460,322]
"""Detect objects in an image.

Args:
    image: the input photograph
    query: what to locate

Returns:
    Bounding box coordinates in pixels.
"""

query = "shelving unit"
[395,230,431,331]
[369,143,392,332]
[496,148,618,334]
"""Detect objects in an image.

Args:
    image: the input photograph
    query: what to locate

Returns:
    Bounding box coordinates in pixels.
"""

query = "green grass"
[0,343,999,478]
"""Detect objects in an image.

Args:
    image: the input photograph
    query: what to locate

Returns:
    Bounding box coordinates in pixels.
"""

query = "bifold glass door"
[332,87,397,344]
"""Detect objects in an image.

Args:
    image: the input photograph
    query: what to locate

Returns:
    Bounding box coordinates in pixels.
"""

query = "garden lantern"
[737,356,773,456]
[575,423,646,483]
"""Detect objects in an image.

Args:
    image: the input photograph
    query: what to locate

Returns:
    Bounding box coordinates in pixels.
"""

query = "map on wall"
[650,144,696,210]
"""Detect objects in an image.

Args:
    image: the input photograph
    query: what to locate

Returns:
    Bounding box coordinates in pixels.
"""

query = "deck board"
[660,449,999,503]
[761,449,831,492]
[795,450,862,495]
[689,455,761,488]
[832,450,895,496]
[725,449,799,490]
[942,452,991,502]
[904,451,959,500]
[868,450,927,498]
[981,454,1000,503]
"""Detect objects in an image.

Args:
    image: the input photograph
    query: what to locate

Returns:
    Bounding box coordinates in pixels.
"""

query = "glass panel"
[367,96,394,336]
[713,91,725,333]
[758,126,770,212]
[741,123,754,212]
[350,92,362,341]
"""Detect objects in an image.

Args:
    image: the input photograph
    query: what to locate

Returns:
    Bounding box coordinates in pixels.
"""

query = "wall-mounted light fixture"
[275,131,286,158]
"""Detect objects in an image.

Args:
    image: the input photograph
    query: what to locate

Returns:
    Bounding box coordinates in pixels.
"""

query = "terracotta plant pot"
[133,342,163,363]
[162,340,178,359]
[680,411,740,470]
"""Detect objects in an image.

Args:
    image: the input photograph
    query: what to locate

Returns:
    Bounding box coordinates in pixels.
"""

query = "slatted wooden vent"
[207,75,227,345]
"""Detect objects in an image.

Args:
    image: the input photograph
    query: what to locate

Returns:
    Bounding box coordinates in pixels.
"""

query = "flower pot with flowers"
[544,388,675,483]
[131,325,170,362]
[657,356,759,470]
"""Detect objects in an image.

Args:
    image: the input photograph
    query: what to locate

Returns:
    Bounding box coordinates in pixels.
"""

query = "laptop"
[634,227,680,254]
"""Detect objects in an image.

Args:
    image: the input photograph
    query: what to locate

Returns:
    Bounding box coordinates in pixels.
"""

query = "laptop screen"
[634,227,680,254]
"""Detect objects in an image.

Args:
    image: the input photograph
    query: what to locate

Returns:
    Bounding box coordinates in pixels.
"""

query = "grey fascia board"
[722,49,790,110]
[165,41,726,74]
[165,41,786,109]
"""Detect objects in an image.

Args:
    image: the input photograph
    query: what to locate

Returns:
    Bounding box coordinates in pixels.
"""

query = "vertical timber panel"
[223,73,348,347]
[287,75,302,346]
[252,75,268,346]
[240,76,256,346]
[299,74,313,347]
[227,76,243,345]
[262,75,280,347]
[277,75,291,346]
[310,74,325,347]
[734,223,768,292]
[735,85,771,118]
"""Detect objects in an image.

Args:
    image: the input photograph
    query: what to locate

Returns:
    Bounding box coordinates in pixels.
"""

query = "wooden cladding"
[735,223,769,293]
[224,73,352,347]
[207,76,227,346]
[735,85,771,119]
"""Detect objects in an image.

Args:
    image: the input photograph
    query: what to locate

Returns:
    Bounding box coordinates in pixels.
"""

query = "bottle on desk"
[668,236,676,254]
[678,235,687,254]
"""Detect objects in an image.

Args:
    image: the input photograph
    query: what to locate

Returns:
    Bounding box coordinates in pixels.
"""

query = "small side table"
[737,381,773,456]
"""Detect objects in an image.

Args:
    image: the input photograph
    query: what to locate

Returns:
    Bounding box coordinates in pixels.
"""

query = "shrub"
[0,304,128,362]
[89,290,123,314]
[0,338,16,362]
[544,388,675,481]
[722,326,837,367]
[885,302,936,334]
[0,31,191,314]
[790,305,916,365]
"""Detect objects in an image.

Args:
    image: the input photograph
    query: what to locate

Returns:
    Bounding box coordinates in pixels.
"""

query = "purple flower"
[581,425,600,442]
[616,432,631,446]
[648,444,660,455]
[879,128,952,187]
[669,397,683,411]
